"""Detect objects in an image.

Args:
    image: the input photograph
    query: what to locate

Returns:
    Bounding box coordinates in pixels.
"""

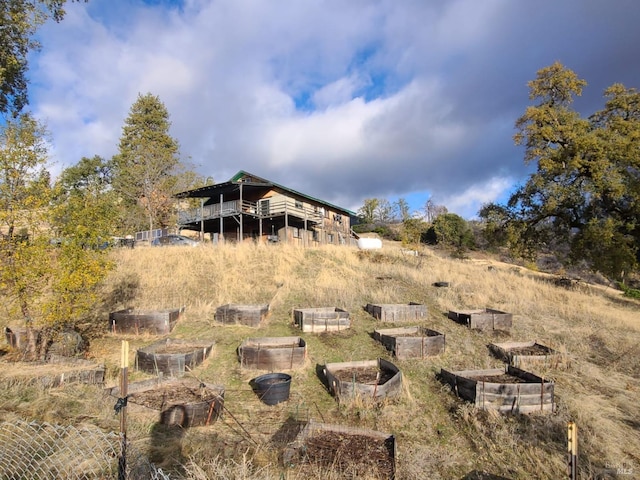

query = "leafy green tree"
[478,202,534,258]
[111,93,181,234]
[429,213,474,249]
[0,115,112,358]
[401,217,427,246]
[0,1,86,116]
[488,62,640,280]
[52,155,119,242]
[357,198,379,224]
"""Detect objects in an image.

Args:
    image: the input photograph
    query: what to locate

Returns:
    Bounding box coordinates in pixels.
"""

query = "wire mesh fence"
[0,420,170,480]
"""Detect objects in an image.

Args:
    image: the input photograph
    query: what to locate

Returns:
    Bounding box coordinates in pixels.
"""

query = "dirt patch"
[314,329,356,348]
[302,431,394,479]
[333,367,395,385]
[244,341,302,349]
[469,374,529,384]
[397,330,440,338]
[509,344,553,356]
[129,383,221,410]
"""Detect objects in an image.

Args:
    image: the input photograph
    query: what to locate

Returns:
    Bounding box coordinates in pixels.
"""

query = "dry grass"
[1,241,639,479]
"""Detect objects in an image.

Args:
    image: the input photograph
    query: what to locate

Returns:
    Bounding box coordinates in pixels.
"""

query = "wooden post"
[372,371,380,399]
[219,193,224,243]
[568,422,577,479]
[285,201,289,244]
[200,198,204,241]
[118,340,129,480]
[239,183,243,243]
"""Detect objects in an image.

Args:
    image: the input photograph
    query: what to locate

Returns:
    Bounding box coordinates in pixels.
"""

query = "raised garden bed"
[293,307,350,333]
[321,358,402,402]
[365,302,427,322]
[0,358,105,388]
[136,338,214,377]
[373,326,445,359]
[107,377,224,427]
[283,420,396,479]
[238,336,307,370]
[488,341,563,368]
[448,308,512,331]
[214,304,269,327]
[109,307,184,335]
[439,365,555,413]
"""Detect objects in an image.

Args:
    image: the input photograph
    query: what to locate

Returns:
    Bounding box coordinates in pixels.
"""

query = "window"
[295,200,303,209]
[328,233,334,243]
[292,227,300,238]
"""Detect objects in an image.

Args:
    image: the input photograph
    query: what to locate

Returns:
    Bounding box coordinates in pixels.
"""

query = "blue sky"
[27,0,640,218]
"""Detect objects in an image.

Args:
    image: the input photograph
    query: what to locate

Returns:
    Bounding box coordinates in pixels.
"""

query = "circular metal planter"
[250,373,292,405]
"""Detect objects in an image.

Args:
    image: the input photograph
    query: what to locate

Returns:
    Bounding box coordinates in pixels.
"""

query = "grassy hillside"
[1,242,639,479]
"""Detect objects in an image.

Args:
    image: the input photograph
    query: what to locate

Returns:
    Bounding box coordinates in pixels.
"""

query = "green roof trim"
[229,170,355,216]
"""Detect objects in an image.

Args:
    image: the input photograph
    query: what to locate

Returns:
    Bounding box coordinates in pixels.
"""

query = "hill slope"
[1,242,639,479]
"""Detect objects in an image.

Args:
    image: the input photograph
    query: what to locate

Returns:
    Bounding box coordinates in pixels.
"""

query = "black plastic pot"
[250,373,292,405]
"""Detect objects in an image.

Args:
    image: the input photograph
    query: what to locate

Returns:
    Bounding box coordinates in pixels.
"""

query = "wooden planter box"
[439,365,555,414]
[448,308,512,331]
[293,307,350,333]
[373,326,445,359]
[366,302,427,322]
[109,307,184,335]
[488,341,563,368]
[238,336,307,370]
[322,358,403,402]
[283,420,396,479]
[107,377,224,427]
[214,304,269,327]
[136,338,214,377]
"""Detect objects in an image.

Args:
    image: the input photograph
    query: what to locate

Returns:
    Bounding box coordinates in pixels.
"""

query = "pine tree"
[112,93,181,234]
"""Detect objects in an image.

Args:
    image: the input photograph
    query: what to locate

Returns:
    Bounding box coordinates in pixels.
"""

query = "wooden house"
[175,171,357,245]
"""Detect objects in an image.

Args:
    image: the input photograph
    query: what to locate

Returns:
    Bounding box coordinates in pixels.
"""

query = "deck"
[178,199,324,225]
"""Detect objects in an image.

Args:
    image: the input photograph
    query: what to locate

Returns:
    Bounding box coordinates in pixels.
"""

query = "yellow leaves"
[1,233,114,328]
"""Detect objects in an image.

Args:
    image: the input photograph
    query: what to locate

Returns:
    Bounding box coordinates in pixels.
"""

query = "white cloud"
[312,74,371,109]
[441,176,515,219]
[25,0,640,218]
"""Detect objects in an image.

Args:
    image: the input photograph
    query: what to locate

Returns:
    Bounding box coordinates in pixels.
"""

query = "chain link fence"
[0,420,170,480]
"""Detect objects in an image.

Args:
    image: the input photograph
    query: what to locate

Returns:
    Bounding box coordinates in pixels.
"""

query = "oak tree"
[481,62,640,280]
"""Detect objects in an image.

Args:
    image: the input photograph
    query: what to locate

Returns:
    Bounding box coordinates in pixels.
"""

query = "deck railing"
[178,199,324,224]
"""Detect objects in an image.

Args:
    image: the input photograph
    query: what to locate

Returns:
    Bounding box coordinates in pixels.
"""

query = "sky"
[27,0,640,218]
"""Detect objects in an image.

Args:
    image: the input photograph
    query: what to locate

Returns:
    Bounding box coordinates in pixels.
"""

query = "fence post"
[568,422,577,479]
[119,340,129,480]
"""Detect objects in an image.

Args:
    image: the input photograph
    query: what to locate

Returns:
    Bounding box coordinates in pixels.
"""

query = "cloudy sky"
[28,0,640,218]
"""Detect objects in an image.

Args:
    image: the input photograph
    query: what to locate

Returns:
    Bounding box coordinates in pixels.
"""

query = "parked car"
[151,234,199,247]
